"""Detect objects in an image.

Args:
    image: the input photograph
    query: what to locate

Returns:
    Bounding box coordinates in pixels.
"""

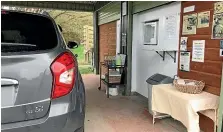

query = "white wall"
[131,2,181,97]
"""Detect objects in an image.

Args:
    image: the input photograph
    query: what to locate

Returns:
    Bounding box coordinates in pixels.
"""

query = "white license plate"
[1,86,17,107]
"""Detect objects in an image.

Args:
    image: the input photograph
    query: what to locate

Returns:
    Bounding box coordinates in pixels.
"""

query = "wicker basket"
[173,79,205,94]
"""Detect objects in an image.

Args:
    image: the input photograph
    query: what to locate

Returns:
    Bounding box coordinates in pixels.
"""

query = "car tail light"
[51,52,76,99]
[1,11,7,14]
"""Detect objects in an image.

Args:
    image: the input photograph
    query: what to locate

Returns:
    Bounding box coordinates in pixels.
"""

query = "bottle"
[116,53,121,67]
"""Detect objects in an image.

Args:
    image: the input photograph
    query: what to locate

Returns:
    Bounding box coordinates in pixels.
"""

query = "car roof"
[1,9,52,19]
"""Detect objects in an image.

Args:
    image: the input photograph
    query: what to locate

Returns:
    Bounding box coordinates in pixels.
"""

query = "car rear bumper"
[2,112,83,132]
[2,93,85,132]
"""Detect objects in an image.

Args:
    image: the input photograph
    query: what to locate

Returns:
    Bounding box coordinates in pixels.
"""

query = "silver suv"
[1,10,85,132]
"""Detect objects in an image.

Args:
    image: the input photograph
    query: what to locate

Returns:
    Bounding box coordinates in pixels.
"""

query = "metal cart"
[98,62,126,98]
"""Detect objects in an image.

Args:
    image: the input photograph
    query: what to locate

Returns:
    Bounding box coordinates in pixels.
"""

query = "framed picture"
[143,20,159,45]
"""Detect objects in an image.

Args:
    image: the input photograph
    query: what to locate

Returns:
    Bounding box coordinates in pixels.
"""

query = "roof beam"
[1,1,95,12]
[94,1,111,11]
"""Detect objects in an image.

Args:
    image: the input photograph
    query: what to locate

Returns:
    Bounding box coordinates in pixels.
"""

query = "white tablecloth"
[152,84,219,132]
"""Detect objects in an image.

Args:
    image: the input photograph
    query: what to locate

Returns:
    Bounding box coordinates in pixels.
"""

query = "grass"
[78,65,94,74]
[72,45,93,74]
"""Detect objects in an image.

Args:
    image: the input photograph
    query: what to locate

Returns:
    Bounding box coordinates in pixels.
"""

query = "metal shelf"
[98,62,126,98]
[155,51,177,63]
[101,79,124,86]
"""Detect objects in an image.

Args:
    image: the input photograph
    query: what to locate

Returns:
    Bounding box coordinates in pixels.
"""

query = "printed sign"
[165,14,178,39]
[180,51,190,72]
[180,37,188,51]
[220,40,223,57]
[192,40,205,62]
[183,5,195,13]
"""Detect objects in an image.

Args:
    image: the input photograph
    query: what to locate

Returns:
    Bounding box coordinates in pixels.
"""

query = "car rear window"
[1,11,58,53]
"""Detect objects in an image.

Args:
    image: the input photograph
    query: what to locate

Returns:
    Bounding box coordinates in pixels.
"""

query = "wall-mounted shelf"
[155,51,177,63]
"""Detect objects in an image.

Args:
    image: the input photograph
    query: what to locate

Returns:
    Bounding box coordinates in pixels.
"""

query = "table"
[152,84,219,132]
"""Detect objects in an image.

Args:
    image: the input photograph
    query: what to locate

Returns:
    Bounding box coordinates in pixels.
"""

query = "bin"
[146,73,173,115]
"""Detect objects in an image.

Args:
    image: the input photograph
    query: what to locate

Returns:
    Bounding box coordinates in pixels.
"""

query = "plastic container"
[106,86,119,96]
[116,54,121,66]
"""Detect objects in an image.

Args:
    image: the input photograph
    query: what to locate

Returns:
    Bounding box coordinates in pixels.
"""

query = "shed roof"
[1,1,111,12]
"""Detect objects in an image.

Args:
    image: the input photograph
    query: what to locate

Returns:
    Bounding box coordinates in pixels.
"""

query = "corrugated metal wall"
[98,2,121,25]
[132,1,172,14]
[1,1,95,12]
[98,1,172,25]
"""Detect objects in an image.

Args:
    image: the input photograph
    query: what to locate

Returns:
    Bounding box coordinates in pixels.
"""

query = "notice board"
[178,1,223,132]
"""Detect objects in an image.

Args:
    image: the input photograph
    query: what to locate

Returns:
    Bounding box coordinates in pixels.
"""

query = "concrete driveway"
[83,74,186,132]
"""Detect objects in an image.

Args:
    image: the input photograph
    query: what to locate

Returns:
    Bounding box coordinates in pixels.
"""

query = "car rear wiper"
[1,43,37,47]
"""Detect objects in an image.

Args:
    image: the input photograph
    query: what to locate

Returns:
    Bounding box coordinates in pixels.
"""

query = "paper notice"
[180,37,188,51]
[183,5,195,13]
[192,40,205,62]
[180,51,190,72]
[165,14,178,39]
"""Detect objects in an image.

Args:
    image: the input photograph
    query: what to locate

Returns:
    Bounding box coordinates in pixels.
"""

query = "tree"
[1,6,93,45]
[48,10,93,44]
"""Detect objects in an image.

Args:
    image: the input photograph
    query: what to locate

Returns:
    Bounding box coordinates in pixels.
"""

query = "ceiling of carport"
[1,1,111,12]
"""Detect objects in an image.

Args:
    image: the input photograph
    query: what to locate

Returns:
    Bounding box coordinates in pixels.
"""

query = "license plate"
[1,85,17,107]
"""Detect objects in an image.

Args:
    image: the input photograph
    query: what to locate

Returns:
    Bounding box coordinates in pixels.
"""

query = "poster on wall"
[180,51,190,72]
[212,13,223,39]
[164,14,178,39]
[192,40,205,62]
[182,13,197,35]
[197,11,210,28]
[180,37,188,51]
[214,2,223,14]
[220,40,223,57]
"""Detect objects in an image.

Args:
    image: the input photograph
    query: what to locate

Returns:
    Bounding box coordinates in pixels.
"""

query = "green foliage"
[48,10,94,74]
[48,10,93,44]
[71,45,93,74]
[78,65,93,74]
[72,45,84,64]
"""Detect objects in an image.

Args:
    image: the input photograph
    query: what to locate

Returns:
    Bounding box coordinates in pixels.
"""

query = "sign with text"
[192,40,205,62]
[180,51,190,72]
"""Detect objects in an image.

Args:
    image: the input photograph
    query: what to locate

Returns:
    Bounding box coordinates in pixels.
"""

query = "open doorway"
[49,10,94,74]
[2,6,94,74]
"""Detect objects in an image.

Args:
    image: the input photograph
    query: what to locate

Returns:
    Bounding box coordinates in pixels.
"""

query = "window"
[1,11,58,53]
[143,20,159,45]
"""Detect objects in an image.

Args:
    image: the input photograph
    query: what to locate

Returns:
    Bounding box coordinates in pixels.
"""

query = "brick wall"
[99,21,117,64]
[178,2,222,131]
[178,1,222,96]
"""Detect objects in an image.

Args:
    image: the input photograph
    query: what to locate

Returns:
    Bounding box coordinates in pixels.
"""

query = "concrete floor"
[83,74,187,132]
